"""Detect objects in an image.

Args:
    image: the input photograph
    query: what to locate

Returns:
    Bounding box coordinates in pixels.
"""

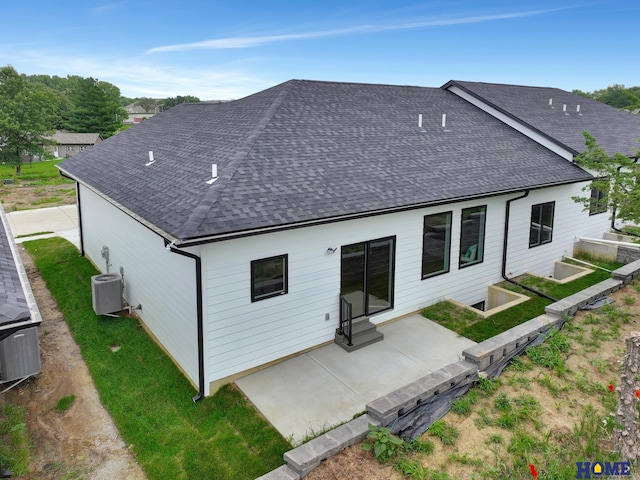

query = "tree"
[64,77,127,138]
[134,97,158,113]
[0,65,60,174]
[162,95,201,110]
[572,131,640,225]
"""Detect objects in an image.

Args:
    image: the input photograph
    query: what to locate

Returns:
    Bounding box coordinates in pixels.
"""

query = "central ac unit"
[91,273,123,315]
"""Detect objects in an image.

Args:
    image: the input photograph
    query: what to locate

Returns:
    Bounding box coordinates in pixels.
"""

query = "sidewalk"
[5,205,80,249]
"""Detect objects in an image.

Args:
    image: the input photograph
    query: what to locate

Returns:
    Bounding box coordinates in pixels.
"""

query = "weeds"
[428,420,459,445]
[362,425,407,463]
[525,330,569,374]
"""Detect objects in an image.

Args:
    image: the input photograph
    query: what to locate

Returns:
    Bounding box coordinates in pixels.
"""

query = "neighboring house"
[58,79,640,399]
[47,131,102,158]
[0,203,42,387]
[123,102,159,124]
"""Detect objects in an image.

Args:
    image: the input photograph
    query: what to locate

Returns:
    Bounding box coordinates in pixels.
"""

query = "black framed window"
[251,254,288,302]
[422,211,452,279]
[529,202,555,247]
[589,185,607,215]
[459,206,486,268]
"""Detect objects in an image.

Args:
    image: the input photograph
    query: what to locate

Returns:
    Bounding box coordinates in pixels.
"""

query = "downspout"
[58,172,85,255]
[76,182,85,256]
[502,191,558,302]
[165,240,205,403]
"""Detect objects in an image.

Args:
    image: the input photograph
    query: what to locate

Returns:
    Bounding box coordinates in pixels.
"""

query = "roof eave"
[175,177,593,247]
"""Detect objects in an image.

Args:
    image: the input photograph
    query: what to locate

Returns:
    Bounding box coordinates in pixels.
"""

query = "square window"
[422,211,452,279]
[459,206,486,268]
[66,146,75,152]
[529,202,555,247]
[251,255,288,302]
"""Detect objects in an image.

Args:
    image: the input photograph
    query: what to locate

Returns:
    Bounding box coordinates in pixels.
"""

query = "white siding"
[201,182,608,383]
[80,186,199,386]
[505,183,610,278]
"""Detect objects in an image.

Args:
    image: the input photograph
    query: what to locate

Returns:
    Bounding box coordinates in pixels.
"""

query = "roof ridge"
[178,80,295,240]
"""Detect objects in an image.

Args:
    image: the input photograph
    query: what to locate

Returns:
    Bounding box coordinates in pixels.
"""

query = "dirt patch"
[0,246,145,479]
[308,285,640,479]
[0,184,76,212]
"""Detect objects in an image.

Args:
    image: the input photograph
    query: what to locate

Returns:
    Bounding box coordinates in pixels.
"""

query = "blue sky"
[1,1,638,100]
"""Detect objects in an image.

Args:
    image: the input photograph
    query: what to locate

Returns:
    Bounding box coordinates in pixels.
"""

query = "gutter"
[164,240,206,403]
[502,191,558,303]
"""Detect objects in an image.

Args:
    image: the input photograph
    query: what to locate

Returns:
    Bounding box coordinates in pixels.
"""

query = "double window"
[422,212,452,279]
[251,254,288,302]
[529,202,555,247]
[459,206,486,267]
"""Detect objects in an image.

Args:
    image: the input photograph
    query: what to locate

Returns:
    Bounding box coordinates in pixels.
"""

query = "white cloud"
[146,9,558,54]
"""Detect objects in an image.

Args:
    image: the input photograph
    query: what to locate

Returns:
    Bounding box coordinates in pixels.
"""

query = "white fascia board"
[448,85,575,161]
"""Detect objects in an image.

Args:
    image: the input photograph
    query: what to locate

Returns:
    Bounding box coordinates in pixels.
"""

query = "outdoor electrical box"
[91,273,123,315]
[0,327,41,383]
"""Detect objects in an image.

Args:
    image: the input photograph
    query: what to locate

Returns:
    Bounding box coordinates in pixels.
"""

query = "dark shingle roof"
[445,81,640,157]
[59,79,593,243]
[0,204,31,327]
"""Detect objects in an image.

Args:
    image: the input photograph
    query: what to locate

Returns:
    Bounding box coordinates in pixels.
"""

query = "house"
[57,79,640,399]
[47,131,102,158]
[123,103,158,125]
[0,203,42,388]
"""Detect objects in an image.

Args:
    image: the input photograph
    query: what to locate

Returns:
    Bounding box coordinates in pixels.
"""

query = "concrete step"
[335,320,384,352]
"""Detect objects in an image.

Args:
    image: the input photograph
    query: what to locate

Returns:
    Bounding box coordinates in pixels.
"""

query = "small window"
[422,211,452,279]
[251,254,288,302]
[459,206,486,268]
[66,146,75,152]
[529,202,555,247]
[80,146,87,151]
[589,185,607,215]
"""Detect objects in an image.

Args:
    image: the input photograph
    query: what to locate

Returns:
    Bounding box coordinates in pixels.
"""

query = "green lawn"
[0,159,72,185]
[422,256,623,342]
[23,237,289,480]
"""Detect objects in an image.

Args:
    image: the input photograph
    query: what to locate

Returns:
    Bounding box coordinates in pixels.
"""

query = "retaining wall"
[258,259,640,479]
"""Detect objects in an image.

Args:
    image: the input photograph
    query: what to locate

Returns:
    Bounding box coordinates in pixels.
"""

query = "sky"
[1,1,638,101]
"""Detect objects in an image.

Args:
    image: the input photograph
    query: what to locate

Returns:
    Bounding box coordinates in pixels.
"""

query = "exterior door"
[340,236,395,318]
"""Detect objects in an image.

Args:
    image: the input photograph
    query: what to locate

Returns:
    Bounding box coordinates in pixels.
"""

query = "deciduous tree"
[572,131,640,225]
[0,65,60,174]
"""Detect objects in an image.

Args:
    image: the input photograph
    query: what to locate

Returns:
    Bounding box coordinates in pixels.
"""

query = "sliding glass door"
[340,237,395,318]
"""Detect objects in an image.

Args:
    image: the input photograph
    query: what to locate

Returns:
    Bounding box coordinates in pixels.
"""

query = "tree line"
[573,85,640,111]
[0,65,202,173]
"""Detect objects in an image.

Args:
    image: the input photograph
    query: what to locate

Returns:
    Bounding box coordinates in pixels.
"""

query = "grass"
[0,159,72,185]
[421,255,623,342]
[55,395,76,412]
[0,404,29,475]
[23,237,290,480]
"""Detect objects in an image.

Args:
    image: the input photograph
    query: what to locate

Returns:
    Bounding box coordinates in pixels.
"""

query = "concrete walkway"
[5,205,80,249]
[235,315,475,444]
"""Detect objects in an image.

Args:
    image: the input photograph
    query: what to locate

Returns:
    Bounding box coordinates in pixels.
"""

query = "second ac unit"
[91,273,123,315]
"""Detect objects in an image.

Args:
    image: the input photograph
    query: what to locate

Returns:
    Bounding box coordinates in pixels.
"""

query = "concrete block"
[612,258,640,284]
[255,465,300,480]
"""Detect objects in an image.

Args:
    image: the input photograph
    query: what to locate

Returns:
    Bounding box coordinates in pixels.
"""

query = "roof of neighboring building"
[49,131,102,145]
[58,79,594,244]
[444,81,640,157]
[0,203,31,327]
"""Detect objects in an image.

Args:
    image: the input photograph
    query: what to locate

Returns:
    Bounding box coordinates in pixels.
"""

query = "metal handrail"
[338,295,353,346]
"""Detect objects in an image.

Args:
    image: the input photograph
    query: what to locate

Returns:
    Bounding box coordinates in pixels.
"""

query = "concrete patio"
[235,314,476,444]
